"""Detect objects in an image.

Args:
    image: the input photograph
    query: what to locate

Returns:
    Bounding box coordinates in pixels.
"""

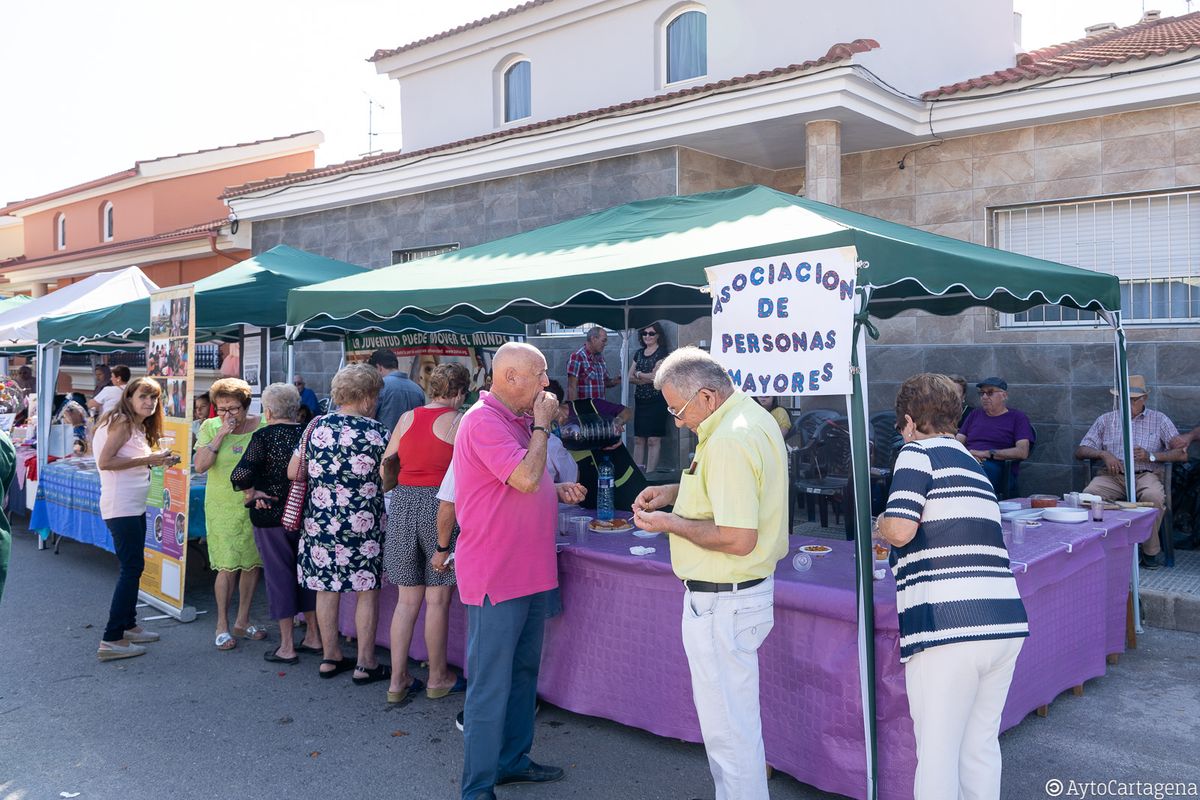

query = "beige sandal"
[232,624,267,640]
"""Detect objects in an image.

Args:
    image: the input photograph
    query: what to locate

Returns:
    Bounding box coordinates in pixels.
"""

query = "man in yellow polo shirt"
[632,347,788,800]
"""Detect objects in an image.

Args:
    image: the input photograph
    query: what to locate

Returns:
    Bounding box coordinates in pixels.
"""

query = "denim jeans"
[103,515,146,642]
[461,590,548,800]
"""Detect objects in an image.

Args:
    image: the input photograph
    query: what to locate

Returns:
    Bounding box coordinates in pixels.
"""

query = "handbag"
[282,416,322,532]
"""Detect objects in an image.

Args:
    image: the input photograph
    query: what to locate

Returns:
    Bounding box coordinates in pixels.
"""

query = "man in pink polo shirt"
[454,342,585,800]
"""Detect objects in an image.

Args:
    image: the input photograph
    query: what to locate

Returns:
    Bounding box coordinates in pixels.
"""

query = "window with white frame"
[502,59,531,123]
[55,213,66,250]
[993,189,1200,326]
[102,201,114,241]
[665,7,707,84]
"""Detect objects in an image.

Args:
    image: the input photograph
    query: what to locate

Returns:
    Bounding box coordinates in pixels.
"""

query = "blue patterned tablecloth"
[29,460,206,553]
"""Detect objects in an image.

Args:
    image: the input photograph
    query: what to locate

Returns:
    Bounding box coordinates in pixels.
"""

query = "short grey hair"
[654,347,733,398]
[261,382,300,422]
[586,326,606,341]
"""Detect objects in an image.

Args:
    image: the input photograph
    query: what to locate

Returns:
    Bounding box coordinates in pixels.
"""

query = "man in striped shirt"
[1075,375,1184,570]
[880,372,1028,800]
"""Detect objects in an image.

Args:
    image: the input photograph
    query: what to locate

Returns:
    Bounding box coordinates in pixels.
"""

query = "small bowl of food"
[1030,494,1059,509]
[799,544,833,558]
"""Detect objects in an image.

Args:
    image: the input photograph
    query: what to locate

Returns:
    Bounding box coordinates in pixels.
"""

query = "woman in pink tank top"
[93,378,178,662]
[380,362,471,704]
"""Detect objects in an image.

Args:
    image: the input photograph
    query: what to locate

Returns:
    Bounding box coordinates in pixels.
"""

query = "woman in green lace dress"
[195,378,265,651]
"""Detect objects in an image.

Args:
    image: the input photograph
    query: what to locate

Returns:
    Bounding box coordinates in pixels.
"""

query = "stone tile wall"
[845,103,1200,494]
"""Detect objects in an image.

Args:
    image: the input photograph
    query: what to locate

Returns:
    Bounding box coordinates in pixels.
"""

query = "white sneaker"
[97,641,147,661]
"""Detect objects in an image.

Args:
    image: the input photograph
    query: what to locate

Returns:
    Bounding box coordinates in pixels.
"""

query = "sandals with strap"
[352,663,391,686]
[318,657,354,679]
[214,632,236,651]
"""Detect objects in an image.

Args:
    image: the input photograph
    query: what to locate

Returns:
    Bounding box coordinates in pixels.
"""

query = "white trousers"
[905,636,1024,800]
[681,576,774,800]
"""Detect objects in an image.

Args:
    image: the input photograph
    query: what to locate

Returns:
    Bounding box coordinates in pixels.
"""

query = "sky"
[1,0,1197,205]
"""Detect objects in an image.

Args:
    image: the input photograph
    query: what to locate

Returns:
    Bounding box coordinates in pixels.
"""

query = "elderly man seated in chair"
[956,376,1034,495]
[1075,375,1184,570]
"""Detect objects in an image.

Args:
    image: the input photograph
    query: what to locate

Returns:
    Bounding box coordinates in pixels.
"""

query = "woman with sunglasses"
[195,377,266,651]
[627,322,671,473]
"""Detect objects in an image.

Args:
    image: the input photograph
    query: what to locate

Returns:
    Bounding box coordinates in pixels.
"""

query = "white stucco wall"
[381,0,1015,153]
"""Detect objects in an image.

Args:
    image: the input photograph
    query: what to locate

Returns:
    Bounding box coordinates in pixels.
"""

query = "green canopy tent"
[34,245,523,478]
[286,184,1136,800]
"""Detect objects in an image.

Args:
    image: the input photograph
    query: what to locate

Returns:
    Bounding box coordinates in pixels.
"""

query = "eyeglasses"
[216,405,242,415]
[667,389,704,419]
[978,389,1003,397]
[641,330,657,337]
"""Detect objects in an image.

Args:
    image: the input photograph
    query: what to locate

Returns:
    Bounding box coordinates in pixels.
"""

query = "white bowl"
[1043,507,1089,524]
[997,501,1022,513]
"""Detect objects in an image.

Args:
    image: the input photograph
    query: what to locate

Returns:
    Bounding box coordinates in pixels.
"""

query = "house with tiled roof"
[226,1,1200,494]
[0,131,322,296]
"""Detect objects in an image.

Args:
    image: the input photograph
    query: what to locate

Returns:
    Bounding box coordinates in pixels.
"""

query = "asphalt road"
[2,524,1198,800]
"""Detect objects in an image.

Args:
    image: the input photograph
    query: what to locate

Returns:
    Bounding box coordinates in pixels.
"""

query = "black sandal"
[318,657,354,679]
[352,663,391,685]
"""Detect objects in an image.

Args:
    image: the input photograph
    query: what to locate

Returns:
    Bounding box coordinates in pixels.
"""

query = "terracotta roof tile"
[2,131,319,214]
[224,39,879,200]
[925,12,1200,99]
[369,1,554,62]
[0,218,229,277]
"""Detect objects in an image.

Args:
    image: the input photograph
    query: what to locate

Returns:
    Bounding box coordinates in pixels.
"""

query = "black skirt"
[634,393,669,438]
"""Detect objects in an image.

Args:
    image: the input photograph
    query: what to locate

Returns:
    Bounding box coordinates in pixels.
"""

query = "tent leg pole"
[620,304,630,447]
[848,289,878,800]
[1113,322,1142,634]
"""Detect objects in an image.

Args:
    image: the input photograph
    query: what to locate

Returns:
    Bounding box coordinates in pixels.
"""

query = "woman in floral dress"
[290,363,391,683]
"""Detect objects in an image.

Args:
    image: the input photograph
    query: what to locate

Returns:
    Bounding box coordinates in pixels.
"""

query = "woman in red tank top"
[381,362,471,703]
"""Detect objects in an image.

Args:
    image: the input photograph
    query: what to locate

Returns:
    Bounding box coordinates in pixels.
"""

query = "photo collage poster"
[141,286,196,610]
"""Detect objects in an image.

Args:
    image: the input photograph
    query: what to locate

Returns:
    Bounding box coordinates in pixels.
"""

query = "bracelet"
[531,425,550,436]
[435,543,451,553]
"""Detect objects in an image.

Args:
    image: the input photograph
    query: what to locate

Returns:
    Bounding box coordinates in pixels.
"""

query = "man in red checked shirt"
[566,327,619,401]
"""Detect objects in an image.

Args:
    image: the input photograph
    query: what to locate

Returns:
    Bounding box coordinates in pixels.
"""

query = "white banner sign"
[705,246,857,396]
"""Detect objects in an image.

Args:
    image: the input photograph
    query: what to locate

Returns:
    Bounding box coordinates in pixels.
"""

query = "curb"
[1140,589,1200,633]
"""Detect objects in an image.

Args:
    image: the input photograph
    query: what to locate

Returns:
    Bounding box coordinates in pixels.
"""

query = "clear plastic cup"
[569,516,591,545]
[1012,518,1027,545]
[792,551,813,572]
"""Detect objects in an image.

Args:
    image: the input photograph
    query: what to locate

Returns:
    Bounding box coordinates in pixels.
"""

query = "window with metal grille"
[391,243,459,265]
[993,189,1200,326]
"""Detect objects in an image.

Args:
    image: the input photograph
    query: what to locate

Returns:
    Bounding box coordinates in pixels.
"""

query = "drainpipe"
[208,232,240,264]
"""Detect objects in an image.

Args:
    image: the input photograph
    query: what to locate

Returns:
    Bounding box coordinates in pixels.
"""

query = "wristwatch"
[988,450,996,460]
[531,425,550,436]
[435,543,451,553]
[1149,452,1157,463]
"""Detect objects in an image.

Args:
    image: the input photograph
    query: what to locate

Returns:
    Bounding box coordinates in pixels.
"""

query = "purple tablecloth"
[341,508,1154,800]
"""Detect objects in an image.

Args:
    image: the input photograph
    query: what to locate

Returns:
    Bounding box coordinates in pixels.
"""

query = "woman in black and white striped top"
[880,372,1028,800]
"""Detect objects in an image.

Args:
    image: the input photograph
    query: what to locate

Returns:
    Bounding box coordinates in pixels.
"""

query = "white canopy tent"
[0,267,158,346]
[10,267,160,474]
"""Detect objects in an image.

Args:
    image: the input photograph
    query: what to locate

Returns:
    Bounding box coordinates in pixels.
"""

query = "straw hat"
[1110,375,1148,397]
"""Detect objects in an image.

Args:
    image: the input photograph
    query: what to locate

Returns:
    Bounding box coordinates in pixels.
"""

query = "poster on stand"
[705,246,857,397]
[240,324,269,415]
[142,286,196,613]
[344,330,523,402]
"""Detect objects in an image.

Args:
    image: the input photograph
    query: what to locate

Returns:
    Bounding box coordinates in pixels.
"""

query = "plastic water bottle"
[597,456,615,521]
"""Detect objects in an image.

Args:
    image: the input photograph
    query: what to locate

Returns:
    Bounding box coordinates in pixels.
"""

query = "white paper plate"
[997,500,1022,513]
[1043,508,1089,524]
[1001,508,1044,521]
[632,529,659,538]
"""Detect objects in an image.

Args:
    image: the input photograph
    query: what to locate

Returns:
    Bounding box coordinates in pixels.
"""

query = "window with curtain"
[503,60,531,123]
[666,9,707,84]
[994,189,1200,326]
